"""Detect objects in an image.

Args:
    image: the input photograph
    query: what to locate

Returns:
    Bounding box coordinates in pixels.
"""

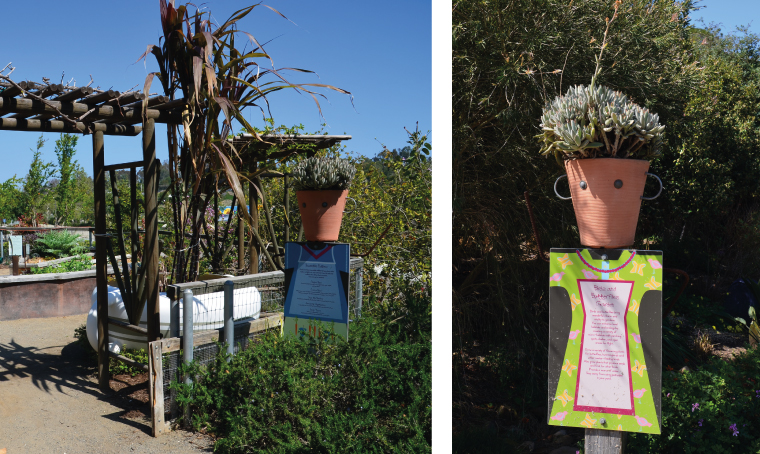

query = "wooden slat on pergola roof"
[231,133,351,149]
[230,133,352,160]
[0,79,185,136]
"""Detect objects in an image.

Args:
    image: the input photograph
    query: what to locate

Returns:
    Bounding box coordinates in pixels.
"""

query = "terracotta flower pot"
[296,190,348,242]
[559,158,659,249]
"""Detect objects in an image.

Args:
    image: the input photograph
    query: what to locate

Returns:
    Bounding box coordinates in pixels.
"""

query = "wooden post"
[130,167,138,288]
[585,429,626,453]
[143,118,160,342]
[11,255,19,276]
[149,340,168,437]
[93,130,110,391]
[249,160,259,274]
[238,202,245,273]
[284,173,290,244]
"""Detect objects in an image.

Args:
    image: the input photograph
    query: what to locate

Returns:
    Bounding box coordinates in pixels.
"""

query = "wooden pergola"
[1,76,354,394]
[0,76,185,391]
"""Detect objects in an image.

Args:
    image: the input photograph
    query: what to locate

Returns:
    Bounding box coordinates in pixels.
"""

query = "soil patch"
[108,373,151,419]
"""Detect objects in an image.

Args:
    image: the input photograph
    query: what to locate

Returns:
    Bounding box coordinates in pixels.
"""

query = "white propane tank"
[86,285,262,351]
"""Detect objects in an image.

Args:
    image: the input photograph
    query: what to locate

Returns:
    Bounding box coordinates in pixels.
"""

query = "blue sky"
[694,0,759,33]
[0,1,431,181]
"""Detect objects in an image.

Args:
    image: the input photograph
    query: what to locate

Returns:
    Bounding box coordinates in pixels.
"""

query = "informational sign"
[8,235,22,256]
[548,248,662,434]
[283,242,350,342]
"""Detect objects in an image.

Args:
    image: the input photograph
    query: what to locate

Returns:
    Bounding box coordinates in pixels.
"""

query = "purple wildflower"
[729,423,739,436]
[692,403,699,412]
[698,419,703,427]
[666,393,671,397]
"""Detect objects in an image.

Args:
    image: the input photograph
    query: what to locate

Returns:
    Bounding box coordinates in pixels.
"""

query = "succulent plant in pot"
[291,156,356,242]
[537,4,663,249]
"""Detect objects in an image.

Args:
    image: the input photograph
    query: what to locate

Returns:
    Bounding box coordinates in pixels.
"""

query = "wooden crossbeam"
[104,92,145,107]
[30,83,64,99]
[97,96,170,124]
[53,86,94,102]
[108,317,148,335]
[6,84,66,120]
[151,98,187,111]
[99,98,187,126]
[0,81,29,98]
[102,160,144,171]
[0,117,142,136]
[26,89,95,120]
[0,96,181,124]
[79,89,120,105]
[124,95,169,109]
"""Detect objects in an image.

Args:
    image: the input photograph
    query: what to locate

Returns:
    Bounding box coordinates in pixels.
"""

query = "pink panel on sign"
[573,279,635,415]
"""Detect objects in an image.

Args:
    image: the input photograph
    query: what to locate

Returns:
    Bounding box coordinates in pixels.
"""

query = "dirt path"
[0,314,214,453]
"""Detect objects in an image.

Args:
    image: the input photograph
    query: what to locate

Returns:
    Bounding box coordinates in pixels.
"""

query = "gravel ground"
[0,314,214,453]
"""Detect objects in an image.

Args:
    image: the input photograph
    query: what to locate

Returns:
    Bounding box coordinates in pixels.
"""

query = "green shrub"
[110,348,149,377]
[31,254,92,274]
[172,283,431,453]
[627,347,760,453]
[34,230,85,258]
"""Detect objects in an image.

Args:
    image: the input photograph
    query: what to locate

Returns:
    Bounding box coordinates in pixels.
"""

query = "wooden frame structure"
[0,77,186,392]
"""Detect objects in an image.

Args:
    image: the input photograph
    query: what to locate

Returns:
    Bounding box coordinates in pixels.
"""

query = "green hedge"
[627,348,760,453]
[172,283,431,454]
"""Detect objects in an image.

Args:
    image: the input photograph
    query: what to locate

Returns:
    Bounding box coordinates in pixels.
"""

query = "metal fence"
[160,257,363,421]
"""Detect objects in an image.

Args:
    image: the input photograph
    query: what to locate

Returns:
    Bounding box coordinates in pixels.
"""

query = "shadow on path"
[0,338,154,436]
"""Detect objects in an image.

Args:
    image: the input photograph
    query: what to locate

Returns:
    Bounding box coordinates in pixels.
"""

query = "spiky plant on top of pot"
[292,156,356,242]
[536,1,664,249]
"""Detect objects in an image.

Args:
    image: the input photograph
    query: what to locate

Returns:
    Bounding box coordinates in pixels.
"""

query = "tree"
[22,136,56,227]
[53,133,83,226]
[0,176,22,222]
[70,168,94,226]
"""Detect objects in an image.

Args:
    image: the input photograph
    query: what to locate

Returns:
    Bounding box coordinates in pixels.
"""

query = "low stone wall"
[0,269,110,321]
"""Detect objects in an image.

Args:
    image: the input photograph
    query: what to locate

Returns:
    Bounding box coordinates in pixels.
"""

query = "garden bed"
[0,267,113,321]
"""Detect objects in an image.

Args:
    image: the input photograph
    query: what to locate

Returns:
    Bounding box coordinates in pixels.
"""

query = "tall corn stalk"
[140,1,351,283]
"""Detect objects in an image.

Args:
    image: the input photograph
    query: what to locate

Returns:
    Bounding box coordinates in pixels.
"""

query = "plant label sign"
[8,235,22,256]
[547,248,662,434]
[283,242,350,342]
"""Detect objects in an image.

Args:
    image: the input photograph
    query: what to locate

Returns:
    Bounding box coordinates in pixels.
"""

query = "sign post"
[283,242,350,342]
[548,248,662,452]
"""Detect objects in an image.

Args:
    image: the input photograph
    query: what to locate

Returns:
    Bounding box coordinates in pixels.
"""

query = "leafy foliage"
[291,156,356,191]
[109,348,149,377]
[21,136,56,227]
[538,84,665,161]
[172,282,431,454]
[342,126,432,298]
[0,176,22,222]
[627,348,760,453]
[30,254,92,274]
[53,134,84,226]
[33,230,85,258]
